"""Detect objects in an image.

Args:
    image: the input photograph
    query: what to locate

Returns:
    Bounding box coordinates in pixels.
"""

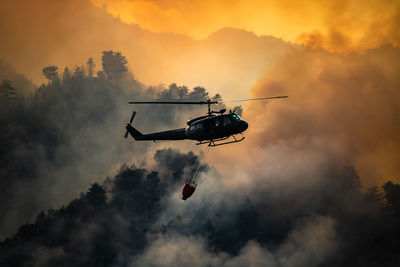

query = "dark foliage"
[101,50,128,80]
[0,80,18,104]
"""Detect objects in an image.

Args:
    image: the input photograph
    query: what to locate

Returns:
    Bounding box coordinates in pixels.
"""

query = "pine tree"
[0,80,17,105]
[87,57,95,77]
[62,67,71,84]
[101,50,128,80]
[42,65,59,84]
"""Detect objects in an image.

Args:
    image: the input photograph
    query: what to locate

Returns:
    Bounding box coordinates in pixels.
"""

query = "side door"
[204,118,217,137]
[214,116,225,136]
[195,121,205,137]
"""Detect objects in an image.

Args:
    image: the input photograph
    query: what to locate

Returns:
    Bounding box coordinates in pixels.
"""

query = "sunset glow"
[92,0,400,52]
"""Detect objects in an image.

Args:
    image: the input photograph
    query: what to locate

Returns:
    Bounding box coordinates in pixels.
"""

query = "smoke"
[0,51,221,239]
[210,44,400,188]
[1,2,400,264]
[134,160,338,266]
[0,60,35,96]
[94,0,400,52]
[135,43,400,266]
[295,0,400,53]
[135,225,334,267]
[0,148,209,266]
[4,144,398,266]
[0,0,291,99]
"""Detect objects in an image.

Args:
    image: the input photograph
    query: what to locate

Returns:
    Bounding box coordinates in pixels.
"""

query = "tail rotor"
[124,111,136,138]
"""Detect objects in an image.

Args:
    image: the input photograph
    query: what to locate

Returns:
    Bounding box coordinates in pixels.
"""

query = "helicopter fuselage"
[125,113,248,143]
[185,114,248,141]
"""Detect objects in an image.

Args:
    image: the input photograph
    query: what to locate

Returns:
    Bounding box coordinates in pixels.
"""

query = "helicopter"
[124,96,287,147]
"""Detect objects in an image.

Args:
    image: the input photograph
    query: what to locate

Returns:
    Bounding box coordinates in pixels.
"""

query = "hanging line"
[188,145,210,185]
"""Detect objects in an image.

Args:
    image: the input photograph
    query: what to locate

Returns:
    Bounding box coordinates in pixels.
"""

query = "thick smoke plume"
[94,0,400,52]
[241,44,400,186]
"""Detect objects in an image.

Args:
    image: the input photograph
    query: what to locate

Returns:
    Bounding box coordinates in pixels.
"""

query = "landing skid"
[196,135,245,147]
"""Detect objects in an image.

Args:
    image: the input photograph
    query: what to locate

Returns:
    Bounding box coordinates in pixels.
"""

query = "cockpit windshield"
[230,114,241,121]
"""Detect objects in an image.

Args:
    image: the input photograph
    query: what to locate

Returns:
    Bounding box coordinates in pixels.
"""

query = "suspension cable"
[188,145,211,184]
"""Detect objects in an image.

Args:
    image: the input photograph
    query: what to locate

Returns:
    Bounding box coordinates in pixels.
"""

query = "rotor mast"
[196,99,218,116]
[206,99,213,116]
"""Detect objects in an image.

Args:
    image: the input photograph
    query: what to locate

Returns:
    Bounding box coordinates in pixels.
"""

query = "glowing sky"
[91,0,400,52]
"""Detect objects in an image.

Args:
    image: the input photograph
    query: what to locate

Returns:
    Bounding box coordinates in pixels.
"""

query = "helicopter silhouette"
[124,96,287,147]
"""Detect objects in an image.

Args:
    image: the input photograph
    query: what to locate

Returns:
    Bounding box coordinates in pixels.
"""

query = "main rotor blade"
[129,101,217,105]
[219,96,288,103]
[128,96,287,105]
[129,111,136,123]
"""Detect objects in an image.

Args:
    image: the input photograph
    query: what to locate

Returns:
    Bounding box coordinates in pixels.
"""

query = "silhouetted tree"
[101,50,128,80]
[382,181,400,216]
[211,93,222,101]
[159,83,187,100]
[72,66,84,80]
[62,67,71,84]
[42,65,59,84]
[97,70,106,80]
[85,183,107,206]
[35,211,46,225]
[190,86,208,100]
[339,166,362,193]
[87,57,95,77]
[365,186,383,203]
[0,80,17,104]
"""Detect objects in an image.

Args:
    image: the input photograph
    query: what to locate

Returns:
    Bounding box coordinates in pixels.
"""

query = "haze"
[1,0,400,266]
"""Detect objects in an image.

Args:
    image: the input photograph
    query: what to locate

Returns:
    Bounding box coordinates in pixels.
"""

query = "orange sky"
[91,0,400,53]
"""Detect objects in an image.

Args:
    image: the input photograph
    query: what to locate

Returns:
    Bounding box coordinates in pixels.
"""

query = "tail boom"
[125,124,186,141]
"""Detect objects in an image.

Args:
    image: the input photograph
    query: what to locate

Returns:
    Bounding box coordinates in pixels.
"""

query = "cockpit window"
[231,114,241,121]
